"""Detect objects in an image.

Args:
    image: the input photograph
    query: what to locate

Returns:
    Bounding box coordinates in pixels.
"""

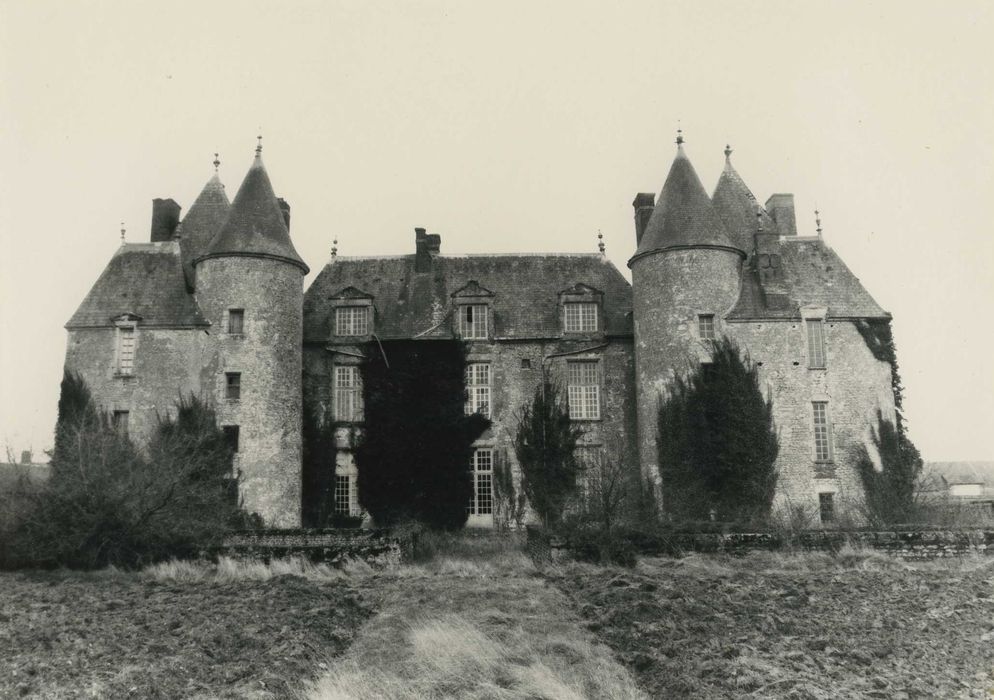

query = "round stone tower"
[628,134,745,497]
[194,142,309,527]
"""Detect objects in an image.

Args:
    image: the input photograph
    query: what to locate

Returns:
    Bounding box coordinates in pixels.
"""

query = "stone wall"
[217,528,412,567]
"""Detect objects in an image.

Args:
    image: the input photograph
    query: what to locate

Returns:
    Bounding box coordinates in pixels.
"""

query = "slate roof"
[66,242,209,328]
[925,462,994,487]
[727,237,890,320]
[200,154,308,273]
[178,173,230,287]
[304,254,633,342]
[631,144,743,263]
[712,154,777,253]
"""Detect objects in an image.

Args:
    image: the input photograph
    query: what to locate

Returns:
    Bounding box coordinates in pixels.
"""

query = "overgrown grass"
[305,612,647,700]
[142,555,352,583]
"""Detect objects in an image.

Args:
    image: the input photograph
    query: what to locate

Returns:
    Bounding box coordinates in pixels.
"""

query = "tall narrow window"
[564,302,598,332]
[112,410,129,437]
[806,320,826,368]
[222,425,240,453]
[227,309,244,335]
[819,492,835,523]
[812,401,833,462]
[468,448,493,516]
[335,306,369,336]
[458,305,488,340]
[334,366,363,421]
[567,361,601,420]
[117,327,136,376]
[334,474,358,516]
[466,363,491,418]
[698,314,716,341]
[225,372,241,401]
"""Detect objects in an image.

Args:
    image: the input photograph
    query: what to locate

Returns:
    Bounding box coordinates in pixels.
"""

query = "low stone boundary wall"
[528,527,994,564]
[215,528,414,567]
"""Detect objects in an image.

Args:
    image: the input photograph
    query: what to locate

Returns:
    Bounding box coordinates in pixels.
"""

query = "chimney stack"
[765,194,797,237]
[632,193,655,245]
[150,198,182,242]
[414,227,441,272]
[277,198,291,231]
[20,450,31,465]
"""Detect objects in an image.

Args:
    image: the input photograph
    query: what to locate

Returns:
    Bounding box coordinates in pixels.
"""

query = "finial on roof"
[331,238,338,259]
[724,144,732,159]
[255,135,262,156]
[675,127,684,146]
[597,230,605,254]
[120,222,126,244]
[213,152,220,172]
[815,209,823,236]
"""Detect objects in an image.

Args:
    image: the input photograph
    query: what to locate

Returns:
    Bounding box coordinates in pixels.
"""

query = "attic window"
[564,302,598,333]
[458,304,488,340]
[336,306,369,336]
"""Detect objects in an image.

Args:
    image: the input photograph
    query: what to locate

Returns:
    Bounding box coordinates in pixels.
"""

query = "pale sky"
[1,0,992,462]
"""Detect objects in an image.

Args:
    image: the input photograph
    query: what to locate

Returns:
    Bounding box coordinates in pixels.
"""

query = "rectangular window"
[225,372,241,401]
[466,363,491,418]
[564,302,598,332]
[222,425,240,453]
[117,327,135,375]
[458,304,488,340]
[227,309,244,335]
[812,401,832,462]
[334,474,356,516]
[698,314,716,341]
[468,448,494,516]
[806,320,826,368]
[567,360,601,420]
[334,366,363,421]
[819,492,835,523]
[112,410,129,437]
[335,306,369,336]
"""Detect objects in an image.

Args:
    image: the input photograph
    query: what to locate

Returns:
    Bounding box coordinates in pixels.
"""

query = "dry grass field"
[2,538,993,699]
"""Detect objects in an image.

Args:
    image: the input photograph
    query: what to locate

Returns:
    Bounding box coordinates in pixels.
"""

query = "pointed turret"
[179,171,230,288]
[711,146,776,254]
[630,137,741,264]
[200,149,308,273]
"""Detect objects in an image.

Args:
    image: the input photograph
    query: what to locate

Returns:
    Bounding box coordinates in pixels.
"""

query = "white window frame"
[115,324,137,376]
[333,474,361,516]
[806,319,826,369]
[458,304,488,340]
[334,366,363,422]
[564,302,598,333]
[465,362,491,418]
[812,401,833,462]
[468,448,494,517]
[567,360,601,420]
[335,306,369,336]
[698,314,716,341]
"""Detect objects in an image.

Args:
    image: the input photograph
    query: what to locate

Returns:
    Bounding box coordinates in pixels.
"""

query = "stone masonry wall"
[196,257,304,528]
[64,326,211,445]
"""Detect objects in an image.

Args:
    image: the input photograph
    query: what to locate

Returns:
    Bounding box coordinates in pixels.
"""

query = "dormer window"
[458,304,488,340]
[336,306,369,336]
[564,302,598,333]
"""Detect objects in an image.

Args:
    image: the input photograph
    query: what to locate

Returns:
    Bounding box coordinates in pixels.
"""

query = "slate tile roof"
[712,156,777,253]
[66,242,209,328]
[727,237,890,320]
[178,173,230,288]
[304,254,633,342]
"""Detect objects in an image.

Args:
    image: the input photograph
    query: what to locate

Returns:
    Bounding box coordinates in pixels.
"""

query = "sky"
[1,0,992,462]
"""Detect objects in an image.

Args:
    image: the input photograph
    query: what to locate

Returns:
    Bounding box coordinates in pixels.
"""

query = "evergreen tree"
[301,400,337,527]
[514,381,585,527]
[657,337,779,523]
[855,410,924,525]
[355,339,489,530]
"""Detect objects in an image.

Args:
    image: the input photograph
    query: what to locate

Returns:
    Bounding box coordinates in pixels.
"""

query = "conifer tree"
[855,410,924,525]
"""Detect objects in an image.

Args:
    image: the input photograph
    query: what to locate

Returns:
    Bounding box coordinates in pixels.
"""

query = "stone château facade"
[65,135,896,528]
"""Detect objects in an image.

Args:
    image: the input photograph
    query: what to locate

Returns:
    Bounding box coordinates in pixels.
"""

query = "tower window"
[468,448,494,516]
[819,492,835,523]
[806,320,826,369]
[334,366,363,421]
[812,401,833,462]
[116,326,136,376]
[567,360,601,420]
[227,309,244,335]
[335,306,369,336]
[222,425,240,453]
[112,410,129,437]
[564,302,598,332]
[225,372,241,401]
[466,363,491,418]
[458,304,488,340]
[698,314,716,341]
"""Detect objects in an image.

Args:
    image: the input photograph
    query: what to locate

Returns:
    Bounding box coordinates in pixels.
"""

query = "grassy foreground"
[2,537,993,699]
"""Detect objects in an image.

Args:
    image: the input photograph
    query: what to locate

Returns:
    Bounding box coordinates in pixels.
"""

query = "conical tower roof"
[180,172,230,287]
[712,147,776,253]
[200,149,308,273]
[631,138,742,263]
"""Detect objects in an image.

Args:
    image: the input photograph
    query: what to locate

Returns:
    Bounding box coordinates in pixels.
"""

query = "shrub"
[301,400,338,527]
[492,449,527,533]
[855,410,925,525]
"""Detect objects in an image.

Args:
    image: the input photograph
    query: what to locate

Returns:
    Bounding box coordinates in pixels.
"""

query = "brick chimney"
[414,227,441,272]
[632,193,655,245]
[277,198,291,231]
[150,198,182,242]
[765,194,797,237]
